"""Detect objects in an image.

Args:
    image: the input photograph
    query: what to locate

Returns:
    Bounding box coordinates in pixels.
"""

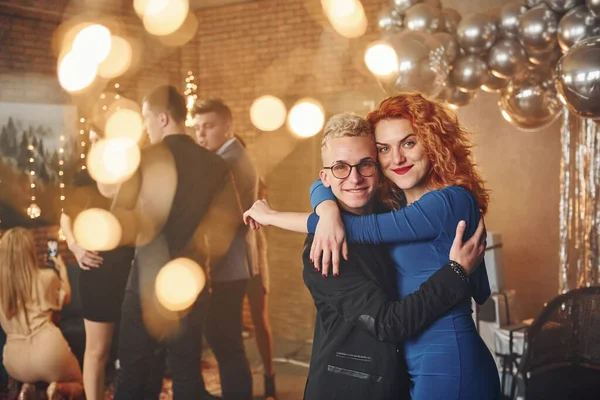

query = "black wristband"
[449,260,470,283]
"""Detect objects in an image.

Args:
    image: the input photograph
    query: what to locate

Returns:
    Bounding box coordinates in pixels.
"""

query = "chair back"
[521,286,600,377]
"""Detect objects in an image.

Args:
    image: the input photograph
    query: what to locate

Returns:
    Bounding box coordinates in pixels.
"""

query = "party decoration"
[403,3,443,33]
[559,109,600,292]
[433,32,459,63]
[488,39,528,79]
[450,54,488,91]
[557,5,600,52]
[456,13,498,54]
[391,0,422,14]
[378,8,403,32]
[555,36,600,119]
[519,6,559,53]
[499,67,563,131]
[481,71,509,92]
[441,8,461,33]
[588,0,600,18]
[499,2,529,39]
[526,0,545,7]
[381,30,449,98]
[544,0,585,14]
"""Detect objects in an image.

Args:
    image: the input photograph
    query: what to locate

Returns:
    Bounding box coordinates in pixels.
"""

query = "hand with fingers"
[449,217,487,275]
[68,241,103,270]
[243,199,274,231]
[310,209,348,277]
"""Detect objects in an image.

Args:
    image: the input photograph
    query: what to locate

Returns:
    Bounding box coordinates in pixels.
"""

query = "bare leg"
[83,320,115,400]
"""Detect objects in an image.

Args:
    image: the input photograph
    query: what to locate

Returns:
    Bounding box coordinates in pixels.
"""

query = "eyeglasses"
[323,160,379,179]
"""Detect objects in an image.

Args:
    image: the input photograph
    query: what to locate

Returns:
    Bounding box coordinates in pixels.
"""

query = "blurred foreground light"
[322,0,368,38]
[73,208,122,251]
[87,138,141,185]
[105,109,144,142]
[58,51,98,92]
[156,11,198,47]
[72,24,112,64]
[143,0,189,36]
[250,95,287,132]
[288,99,325,138]
[364,42,398,77]
[98,35,133,79]
[155,258,205,311]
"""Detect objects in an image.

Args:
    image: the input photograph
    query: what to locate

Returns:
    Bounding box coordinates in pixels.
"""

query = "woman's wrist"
[315,200,339,217]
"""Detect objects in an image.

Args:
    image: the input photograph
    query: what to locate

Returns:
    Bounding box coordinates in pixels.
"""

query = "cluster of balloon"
[374,0,600,130]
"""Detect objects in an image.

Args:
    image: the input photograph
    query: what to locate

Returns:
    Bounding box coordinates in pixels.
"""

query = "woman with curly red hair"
[244,93,500,399]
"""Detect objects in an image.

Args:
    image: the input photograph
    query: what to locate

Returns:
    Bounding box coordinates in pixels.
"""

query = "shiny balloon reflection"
[555,36,600,119]
[456,13,497,54]
[499,68,563,131]
[380,30,449,98]
[557,5,600,53]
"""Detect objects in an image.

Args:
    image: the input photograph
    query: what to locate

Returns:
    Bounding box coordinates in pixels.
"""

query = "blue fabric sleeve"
[309,179,336,211]
[307,189,454,244]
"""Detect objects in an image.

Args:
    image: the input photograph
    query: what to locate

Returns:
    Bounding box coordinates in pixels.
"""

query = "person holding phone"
[59,125,134,400]
[0,228,83,399]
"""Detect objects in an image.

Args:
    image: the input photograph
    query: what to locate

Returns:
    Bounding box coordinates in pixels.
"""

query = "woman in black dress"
[60,127,134,400]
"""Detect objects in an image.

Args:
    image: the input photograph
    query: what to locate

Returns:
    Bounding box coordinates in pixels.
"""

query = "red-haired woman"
[244,93,500,399]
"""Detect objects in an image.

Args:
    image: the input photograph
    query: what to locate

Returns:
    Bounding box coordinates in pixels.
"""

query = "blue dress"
[308,182,500,400]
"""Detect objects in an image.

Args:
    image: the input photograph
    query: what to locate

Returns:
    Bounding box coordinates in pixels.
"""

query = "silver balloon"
[481,71,509,92]
[500,2,529,39]
[437,83,478,108]
[456,13,498,54]
[488,39,528,78]
[527,46,562,64]
[379,9,404,32]
[451,54,489,91]
[556,36,600,119]
[391,0,423,14]
[588,0,600,18]
[441,8,462,33]
[519,7,559,53]
[499,67,563,131]
[557,5,600,52]
[526,0,545,7]
[404,3,443,33]
[433,32,459,63]
[543,0,584,13]
[382,30,449,98]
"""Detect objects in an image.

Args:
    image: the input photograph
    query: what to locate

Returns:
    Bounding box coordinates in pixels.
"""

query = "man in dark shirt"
[301,113,485,399]
[113,86,240,400]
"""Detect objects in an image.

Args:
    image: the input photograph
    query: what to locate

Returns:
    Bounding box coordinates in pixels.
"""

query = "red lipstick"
[393,166,413,175]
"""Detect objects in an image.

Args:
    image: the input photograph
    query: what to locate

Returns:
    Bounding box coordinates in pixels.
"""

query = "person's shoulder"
[38,267,60,286]
[423,185,475,204]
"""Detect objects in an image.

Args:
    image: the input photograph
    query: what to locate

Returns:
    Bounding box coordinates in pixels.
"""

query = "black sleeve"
[302,239,470,342]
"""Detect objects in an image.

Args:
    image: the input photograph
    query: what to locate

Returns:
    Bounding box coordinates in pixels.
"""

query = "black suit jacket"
[302,234,470,400]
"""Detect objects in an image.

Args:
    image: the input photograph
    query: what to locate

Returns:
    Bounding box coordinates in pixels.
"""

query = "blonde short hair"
[321,112,372,147]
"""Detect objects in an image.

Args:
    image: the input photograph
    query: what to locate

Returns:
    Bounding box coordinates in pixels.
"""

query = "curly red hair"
[366,92,490,215]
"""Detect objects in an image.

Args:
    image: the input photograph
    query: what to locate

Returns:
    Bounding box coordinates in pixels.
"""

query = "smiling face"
[375,118,431,203]
[320,136,378,215]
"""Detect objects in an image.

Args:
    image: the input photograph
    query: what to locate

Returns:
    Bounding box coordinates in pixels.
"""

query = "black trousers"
[206,279,252,400]
[114,289,210,400]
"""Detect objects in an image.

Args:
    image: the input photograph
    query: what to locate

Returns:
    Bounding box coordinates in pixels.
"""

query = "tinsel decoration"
[559,108,600,292]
